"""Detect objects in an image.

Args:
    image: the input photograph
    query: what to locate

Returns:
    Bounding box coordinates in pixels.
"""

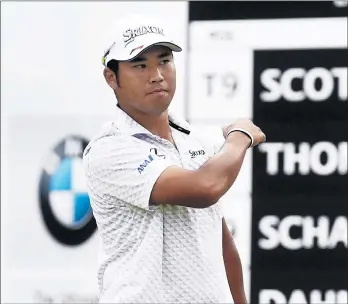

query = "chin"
[147,95,172,115]
[148,93,172,104]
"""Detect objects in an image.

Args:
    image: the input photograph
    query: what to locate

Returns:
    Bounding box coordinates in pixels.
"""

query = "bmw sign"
[39,135,96,246]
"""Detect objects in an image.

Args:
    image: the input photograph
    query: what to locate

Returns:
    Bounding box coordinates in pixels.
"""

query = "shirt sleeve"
[84,135,175,210]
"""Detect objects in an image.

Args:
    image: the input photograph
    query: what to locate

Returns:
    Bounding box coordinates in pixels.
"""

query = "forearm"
[222,219,247,304]
[197,132,250,204]
[150,131,251,209]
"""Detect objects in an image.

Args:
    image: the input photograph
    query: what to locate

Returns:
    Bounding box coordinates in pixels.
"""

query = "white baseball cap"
[102,15,182,66]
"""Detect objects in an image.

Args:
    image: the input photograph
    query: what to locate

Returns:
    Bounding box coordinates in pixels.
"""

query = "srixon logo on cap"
[123,26,164,47]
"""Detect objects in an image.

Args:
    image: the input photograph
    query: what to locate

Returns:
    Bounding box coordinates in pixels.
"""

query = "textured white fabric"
[83,107,232,303]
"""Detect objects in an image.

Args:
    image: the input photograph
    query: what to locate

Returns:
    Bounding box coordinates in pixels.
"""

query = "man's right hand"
[222,118,266,147]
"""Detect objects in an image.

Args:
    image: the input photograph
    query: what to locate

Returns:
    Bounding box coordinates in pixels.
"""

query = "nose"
[149,68,164,84]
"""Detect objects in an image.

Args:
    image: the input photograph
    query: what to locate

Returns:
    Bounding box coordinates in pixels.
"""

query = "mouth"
[147,88,168,95]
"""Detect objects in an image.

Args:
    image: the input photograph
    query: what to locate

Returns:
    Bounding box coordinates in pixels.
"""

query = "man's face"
[115,46,176,115]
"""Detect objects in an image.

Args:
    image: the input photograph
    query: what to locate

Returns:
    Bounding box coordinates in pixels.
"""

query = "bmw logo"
[39,135,96,246]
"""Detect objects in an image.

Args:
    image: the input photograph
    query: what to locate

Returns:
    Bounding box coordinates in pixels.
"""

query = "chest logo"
[189,149,206,159]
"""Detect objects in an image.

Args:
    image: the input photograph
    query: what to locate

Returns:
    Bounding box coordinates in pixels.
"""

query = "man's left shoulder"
[168,110,225,154]
[189,125,225,156]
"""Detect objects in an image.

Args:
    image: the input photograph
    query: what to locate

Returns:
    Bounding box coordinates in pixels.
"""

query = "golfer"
[83,15,266,303]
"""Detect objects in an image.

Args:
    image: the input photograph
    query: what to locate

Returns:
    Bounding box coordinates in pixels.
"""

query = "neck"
[118,104,173,143]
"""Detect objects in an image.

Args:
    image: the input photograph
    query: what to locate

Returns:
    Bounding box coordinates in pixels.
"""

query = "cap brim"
[105,39,182,64]
[124,41,182,61]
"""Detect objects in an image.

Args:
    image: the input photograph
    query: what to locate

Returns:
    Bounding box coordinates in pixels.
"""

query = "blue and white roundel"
[49,157,91,229]
[39,135,96,246]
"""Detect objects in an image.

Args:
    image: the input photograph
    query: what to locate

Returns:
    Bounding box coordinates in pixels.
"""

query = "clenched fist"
[222,118,266,148]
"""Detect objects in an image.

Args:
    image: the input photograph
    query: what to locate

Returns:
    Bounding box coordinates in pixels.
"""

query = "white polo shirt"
[83,106,232,303]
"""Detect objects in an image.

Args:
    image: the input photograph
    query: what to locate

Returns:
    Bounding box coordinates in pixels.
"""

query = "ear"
[103,67,118,89]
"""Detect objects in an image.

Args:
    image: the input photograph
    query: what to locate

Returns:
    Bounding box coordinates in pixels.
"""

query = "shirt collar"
[113,104,191,136]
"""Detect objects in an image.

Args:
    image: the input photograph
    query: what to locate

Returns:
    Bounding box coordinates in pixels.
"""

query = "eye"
[134,64,146,69]
[160,59,170,65]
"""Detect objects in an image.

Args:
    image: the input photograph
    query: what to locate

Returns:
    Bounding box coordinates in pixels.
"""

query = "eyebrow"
[130,51,172,63]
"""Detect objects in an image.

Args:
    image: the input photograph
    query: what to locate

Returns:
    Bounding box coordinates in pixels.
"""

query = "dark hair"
[107,59,120,87]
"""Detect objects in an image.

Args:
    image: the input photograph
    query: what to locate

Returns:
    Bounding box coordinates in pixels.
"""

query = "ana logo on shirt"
[137,155,154,174]
[137,148,166,174]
